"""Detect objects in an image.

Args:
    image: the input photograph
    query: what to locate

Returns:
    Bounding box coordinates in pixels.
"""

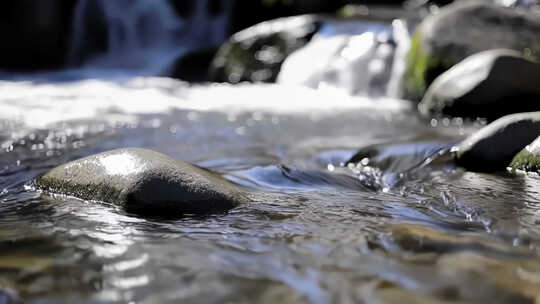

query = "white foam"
[0,78,410,129]
[277,21,396,96]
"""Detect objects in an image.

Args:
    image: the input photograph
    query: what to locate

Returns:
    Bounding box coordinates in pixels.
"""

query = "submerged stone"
[510,136,540,173]
[386,224,526,255]
[455,112,540,172]
[36,148,244,214]
[419,49,540,121]
[403,1,540,101]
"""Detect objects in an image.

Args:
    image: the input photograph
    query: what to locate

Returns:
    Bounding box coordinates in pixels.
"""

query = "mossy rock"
[510,149,540,173]
[403,31,454,102]
[402,1,540,102]
[455,112,540,172]
[510,136,540,173]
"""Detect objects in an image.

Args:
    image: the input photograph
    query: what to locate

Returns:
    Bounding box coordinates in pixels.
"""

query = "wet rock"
[209,15,321,83]
[403,1,540,101]
[385,224,526,255]
[419,49,540,120]
[509,136,540,173]
[455,112,540,171]
[36,148,244,215]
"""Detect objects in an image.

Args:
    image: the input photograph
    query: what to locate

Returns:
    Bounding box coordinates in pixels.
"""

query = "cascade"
[68,0,234,76]
[277,19,411,98]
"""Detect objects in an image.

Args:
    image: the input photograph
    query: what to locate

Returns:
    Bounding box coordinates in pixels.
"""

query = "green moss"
[403,32,429,101]
[403,31,454,102]
[510,149,540,173]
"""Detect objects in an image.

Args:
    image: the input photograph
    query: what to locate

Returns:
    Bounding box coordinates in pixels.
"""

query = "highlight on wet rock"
[419,49,540,121]
[35,148,245,215]
[454,112,540,172]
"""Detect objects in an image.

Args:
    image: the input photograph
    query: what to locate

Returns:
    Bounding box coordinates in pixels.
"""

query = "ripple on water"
[1,81,540,302]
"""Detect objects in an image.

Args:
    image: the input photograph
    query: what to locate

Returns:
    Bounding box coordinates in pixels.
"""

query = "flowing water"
[1,2,540,304]
[278,18,410,98]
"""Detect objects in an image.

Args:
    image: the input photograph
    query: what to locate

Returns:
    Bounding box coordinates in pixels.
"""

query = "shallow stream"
[1,78,540,303]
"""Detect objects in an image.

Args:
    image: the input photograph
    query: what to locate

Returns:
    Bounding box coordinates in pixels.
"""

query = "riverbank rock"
[509,136,540,173]
[36,148,244,215]
[209,15,321,83]
[419,49,540,120]
[455,112,540,171]
[403,1,540,101]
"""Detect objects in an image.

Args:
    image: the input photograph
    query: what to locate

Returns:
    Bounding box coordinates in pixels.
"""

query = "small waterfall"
[277,20,405,97]
[386,19,411,98]
[69,0,234,76]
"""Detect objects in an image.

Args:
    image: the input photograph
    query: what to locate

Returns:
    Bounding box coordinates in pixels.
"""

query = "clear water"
[2,1,540,302]
[1,78,540,303]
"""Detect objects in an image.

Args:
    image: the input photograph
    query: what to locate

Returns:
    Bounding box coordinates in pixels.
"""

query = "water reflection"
[1,81,540,302]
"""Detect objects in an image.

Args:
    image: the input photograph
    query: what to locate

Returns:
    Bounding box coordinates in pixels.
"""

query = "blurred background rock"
[0,0,409,72]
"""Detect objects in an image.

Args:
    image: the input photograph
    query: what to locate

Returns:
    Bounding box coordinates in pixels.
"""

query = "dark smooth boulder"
[209,15,321,83]
[419,49,540,120]
[509,135,540,173]
[403,1,540,101]
[36,148,245,215]
[455,112,540,171]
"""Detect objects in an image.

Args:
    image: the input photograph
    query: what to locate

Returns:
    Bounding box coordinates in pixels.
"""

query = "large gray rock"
[419,49,540,120]
[36,148,245,214]
[403,1,540,101]
[455,112,540,171]
[509,135,540,173]
[209,15,321,83]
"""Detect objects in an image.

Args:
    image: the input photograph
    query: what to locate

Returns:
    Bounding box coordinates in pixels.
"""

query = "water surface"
[1,79,540,303]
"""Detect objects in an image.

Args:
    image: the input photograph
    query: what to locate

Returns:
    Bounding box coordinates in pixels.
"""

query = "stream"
[1,1,540,303]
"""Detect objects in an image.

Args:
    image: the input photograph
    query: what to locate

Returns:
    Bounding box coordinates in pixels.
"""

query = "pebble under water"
[1,79,540,303]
